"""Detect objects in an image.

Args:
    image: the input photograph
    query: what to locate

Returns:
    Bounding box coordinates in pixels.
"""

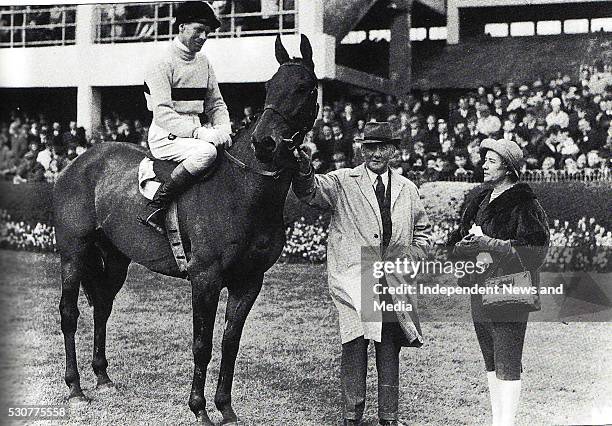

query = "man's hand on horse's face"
[293,147,312,175]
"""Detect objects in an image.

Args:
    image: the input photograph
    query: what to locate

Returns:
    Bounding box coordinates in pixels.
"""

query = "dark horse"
[53,35,317,425]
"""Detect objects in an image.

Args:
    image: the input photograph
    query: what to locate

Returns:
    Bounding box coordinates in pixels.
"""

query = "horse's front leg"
[188,261,222,425]
[215,273,263,425]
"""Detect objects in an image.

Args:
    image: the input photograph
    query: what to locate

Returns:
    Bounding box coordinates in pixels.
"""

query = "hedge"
[1,179,610,229]
[463,181,612,229]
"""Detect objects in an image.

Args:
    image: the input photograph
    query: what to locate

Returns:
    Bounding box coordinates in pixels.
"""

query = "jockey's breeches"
[148,114,217,175]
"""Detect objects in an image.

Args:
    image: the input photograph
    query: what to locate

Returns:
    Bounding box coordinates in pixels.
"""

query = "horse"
[53,34,318,425]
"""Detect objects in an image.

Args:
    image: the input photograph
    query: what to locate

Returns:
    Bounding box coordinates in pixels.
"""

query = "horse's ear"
[300,34,314,69]
[275,35,290,65]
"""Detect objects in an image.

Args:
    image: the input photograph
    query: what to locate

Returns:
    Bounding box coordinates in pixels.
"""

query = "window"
[410,27,426,41]
[341,31,366,44]
[510,21,535,37]
[484,23,508,37]
[428,26,447,40]
[564,19,589,34]
[369,29,390,41]
[0,5,76,48]
[537,20,561,35]
[591,17,612,32]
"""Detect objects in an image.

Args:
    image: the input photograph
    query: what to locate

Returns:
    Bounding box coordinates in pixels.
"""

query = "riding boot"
[138,162,197,235]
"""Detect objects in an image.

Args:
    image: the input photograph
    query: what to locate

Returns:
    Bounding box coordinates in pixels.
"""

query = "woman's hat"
[354,122,400,145]
[480,138,523,177]
[175,1,221,29]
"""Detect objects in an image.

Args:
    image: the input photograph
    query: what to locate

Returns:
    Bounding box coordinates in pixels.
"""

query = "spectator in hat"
[545,98,569,129]
[292,121,431,426]
[449,138,549,426]
[476,105,501,138]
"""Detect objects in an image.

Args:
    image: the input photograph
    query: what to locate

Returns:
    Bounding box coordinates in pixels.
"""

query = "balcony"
[94,1,298,44]
[0,5,76,48]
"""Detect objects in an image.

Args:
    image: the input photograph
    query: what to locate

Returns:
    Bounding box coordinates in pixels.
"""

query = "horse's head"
[251,34,318,169]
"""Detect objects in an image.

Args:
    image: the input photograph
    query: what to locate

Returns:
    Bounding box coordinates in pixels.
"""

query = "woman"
[448,138,550,425]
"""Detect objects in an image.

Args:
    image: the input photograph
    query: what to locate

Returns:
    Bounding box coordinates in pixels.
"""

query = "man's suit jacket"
[292,164,431,346]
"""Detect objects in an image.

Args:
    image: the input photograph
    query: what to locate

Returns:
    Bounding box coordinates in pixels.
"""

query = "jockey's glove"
[193,127,232,149]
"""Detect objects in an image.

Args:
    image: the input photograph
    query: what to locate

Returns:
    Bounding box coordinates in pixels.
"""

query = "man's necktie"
[375,175,392,251]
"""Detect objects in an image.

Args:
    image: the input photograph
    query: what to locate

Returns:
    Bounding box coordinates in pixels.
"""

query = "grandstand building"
[0,0,610,136]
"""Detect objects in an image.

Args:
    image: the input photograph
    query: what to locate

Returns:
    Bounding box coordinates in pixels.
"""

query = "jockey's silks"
[143,37,231,139]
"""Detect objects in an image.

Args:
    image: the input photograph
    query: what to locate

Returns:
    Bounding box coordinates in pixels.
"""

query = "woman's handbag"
[481,251,541,312]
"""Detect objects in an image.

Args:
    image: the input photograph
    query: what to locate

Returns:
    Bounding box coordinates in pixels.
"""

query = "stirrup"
[138,208,167,235]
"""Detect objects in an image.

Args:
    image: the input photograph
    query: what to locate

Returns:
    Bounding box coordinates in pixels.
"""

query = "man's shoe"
[138,163,197,235]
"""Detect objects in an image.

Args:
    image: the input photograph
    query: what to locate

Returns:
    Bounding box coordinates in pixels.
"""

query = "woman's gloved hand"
[457,233,512,254]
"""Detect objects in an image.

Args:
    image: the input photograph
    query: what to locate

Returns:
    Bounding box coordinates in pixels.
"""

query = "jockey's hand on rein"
[194,127,232,149]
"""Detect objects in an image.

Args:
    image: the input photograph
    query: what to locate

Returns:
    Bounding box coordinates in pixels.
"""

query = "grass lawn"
[0,250,610,425]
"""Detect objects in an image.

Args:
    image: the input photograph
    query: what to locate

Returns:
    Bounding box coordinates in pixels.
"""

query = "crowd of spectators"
[1,61,611,185]
[291,62,612,181]
[0,111,148,184]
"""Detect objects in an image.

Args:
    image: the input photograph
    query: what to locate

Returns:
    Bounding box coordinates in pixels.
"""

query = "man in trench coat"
[292,122,432,425]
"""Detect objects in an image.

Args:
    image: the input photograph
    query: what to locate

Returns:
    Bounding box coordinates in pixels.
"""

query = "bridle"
[224,62,319,178]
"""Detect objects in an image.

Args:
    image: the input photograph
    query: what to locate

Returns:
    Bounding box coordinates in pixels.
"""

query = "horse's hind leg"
[90,243,130,390]
[59,245,89,403]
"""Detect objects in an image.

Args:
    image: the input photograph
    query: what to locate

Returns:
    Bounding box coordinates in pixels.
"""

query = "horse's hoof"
[68,394,91,406]
[195,410,214,426]
[96,382,119,393]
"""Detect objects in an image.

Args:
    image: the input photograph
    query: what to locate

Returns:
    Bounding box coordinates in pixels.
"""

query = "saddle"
[138,149,223,278]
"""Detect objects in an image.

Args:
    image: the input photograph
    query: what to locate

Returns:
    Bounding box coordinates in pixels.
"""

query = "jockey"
[139,1,232,234]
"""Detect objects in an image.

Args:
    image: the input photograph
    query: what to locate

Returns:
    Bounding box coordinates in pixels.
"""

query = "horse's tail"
[79,240,107,307]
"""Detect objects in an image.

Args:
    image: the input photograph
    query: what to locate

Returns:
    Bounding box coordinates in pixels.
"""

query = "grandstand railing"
[94,1,298,44]
[403,168,611,185]
[0,5,76,48]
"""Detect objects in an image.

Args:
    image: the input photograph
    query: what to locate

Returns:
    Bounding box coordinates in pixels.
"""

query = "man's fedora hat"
[355,122,400,145]
[175,1,221,29]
